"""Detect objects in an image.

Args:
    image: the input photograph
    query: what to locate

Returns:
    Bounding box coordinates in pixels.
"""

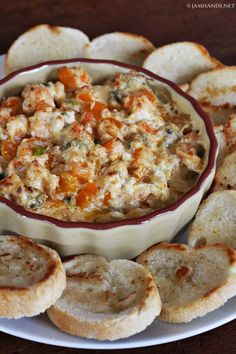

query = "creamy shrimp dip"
[0,66,205,222]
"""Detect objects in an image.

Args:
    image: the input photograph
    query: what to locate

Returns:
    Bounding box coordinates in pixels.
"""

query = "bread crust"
[214,151,236,190]
[137,242,236,323]
[86,32,154,66]
[188,191,236,248]
[47,255,161,341]
[4,24,89,75]
[143,41,222,84]
[0,235,66,318]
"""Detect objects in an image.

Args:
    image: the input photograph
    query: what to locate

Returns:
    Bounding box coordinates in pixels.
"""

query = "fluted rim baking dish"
[0,58,218,230]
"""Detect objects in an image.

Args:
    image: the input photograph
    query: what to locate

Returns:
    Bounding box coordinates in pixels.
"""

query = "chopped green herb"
[0,173,5,180]
[32,146,47,156]
[29,192,44,209]
[141,133,149,146]
[36,192,44,204]
[63,99,80,108]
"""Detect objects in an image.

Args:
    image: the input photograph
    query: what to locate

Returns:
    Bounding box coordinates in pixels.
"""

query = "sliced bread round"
[188,191,236,248]
[4,24,89,75]
[224,114,236,151]
[214,151,236,191]
[47,254,161,341]
[214,125,229,167]
[189,67,236,125]
[143,41,221,84]
[0,235,66,318]
[86,32,154,66]
[137,242,236,323]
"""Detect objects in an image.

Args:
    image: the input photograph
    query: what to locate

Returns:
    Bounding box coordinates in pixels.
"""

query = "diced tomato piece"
[123,95,135,111]
[76,181,98,208]
[70,162,91,183]
[92,101,106,121]
[102,139,115,151]
[80,111,94,125]
[80,73,89,82]
[58,67,90,90]
[84,101,107,122]
[133,147,142,160]
[76,91,92,102]
[107,117,122,128]
[71,121,82,135]
[124,89,157,112]
[139,121,156,135]
[137,88,157,103]
[76,190,89,208]
[83,182,98,196]
[57,172,77,194]
[1,140,19,160]
[58,67,78,90]
[103,192,111,206]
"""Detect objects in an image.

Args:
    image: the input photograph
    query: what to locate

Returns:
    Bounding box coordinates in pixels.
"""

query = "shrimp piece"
[175,132,203,172]
[6,114,28,140]
[47,81,65,104]
[1,97,23,116]
[59,122,94,149]
[70,160,96,183]
[129,147,154,181]
[97,118,123,142]
[123,92,163,126]
[22,84,55,115]
[16,137,49,165]
[29,111,64,139]
[23,161,59,196]
[0,107,11,128]
[0,174,25,202]
[1,140,19,161]
[102,138,126,161]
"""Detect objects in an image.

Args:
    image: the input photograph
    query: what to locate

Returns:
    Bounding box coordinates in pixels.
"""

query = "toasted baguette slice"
[0,235,66,318]
[188,191,236,248]
[143,42,221,85]
[189,67,236,125]
[137,242,236,323]
[224,114,236,152]
[214,125,229,167]
[86,32,154,66]
[4,24,89,75]
[214,151,236,191]
[47,254,161,341]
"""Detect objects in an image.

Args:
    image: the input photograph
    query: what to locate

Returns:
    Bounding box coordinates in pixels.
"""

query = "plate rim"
[0,303,236,350]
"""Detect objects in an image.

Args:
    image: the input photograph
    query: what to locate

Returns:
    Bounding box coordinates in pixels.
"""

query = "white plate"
[0,226,235,349]
[0,54,235,349]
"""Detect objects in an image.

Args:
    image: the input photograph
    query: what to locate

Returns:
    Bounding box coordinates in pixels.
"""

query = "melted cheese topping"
[0,67,205,222]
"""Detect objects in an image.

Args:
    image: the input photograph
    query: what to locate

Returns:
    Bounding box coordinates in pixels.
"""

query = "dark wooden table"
[0,0,236,353]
